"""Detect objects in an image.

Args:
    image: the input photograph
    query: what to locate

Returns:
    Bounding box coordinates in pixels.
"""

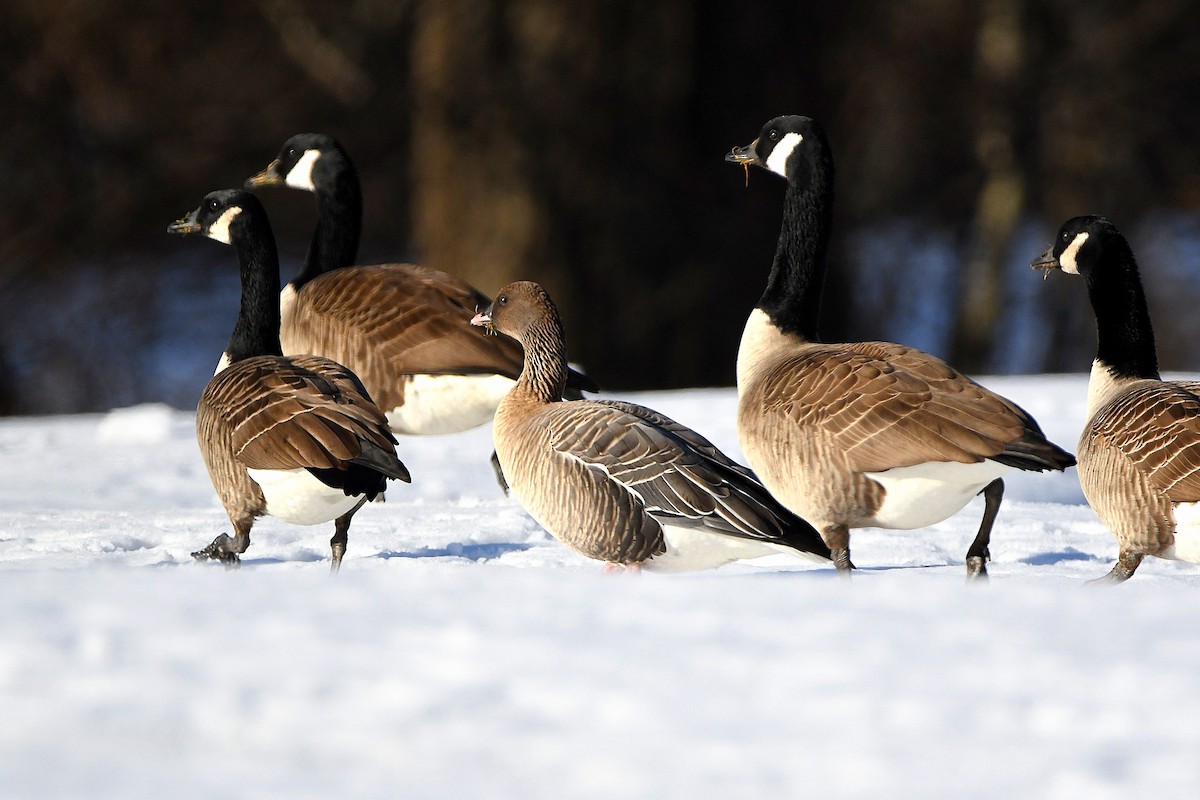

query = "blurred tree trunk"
[953,0,1027,371]
[408,0,695,387]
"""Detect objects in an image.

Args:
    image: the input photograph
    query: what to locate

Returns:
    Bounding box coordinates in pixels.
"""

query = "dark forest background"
[2,0,1200,415]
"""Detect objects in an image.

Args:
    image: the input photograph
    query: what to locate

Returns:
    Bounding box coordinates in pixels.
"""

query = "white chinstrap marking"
[205,206,243,245]
[765,132,803,178]
[247,467,362,526]
[864,460,1012,530]
[1060,232,1089,275]
[285,150,321,191]
[386,373,515,435]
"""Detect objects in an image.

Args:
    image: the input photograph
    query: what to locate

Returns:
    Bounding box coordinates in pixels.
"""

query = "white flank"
[386,373,516,435]
[765,132,804,178]
[864,460,1012,530]
[736,308,787,395]
[285,149,321,191]
[1163,502,1200,563]
[1059,232,1089,275]
[247,467,363,526]
[642,525,786,573]
[205,206,243,245]
[213,352,232,375]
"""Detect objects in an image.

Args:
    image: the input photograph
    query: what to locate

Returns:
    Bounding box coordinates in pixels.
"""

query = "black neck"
[517,317,569,403]
[1086,237,1159,380]
[757,154,834,342]
[226,224,283,362]
[293,167,362,288]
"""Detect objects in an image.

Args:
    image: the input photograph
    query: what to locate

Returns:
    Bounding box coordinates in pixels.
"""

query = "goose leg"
[966,478,1003,580]
[825,524,854,575]
[1088,549,1144,585]
[192,519,252,567]
[490,450,510,495]
[330,497,369,574]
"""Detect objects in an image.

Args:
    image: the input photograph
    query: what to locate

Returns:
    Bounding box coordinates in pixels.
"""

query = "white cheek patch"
[1060,232,1089,275]
[205,206,243,245]
[285,149,321,191]
[765,132,804,178]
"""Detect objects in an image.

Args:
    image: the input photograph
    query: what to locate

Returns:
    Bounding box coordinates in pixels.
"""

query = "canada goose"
[245,134,597,488]
[726,115,1074,577]
[168,188,411,571]
[470,281,832,571]
[1032,215,1200,582]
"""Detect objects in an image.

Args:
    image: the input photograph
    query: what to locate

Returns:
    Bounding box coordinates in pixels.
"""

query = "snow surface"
[2,375,1199,799]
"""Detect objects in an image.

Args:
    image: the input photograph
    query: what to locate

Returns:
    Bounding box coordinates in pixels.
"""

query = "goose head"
[470,281,559,344]
[168,188,265,246]
[245,132,349,194]
[1031,215,1121,279]
[726,115,830,184]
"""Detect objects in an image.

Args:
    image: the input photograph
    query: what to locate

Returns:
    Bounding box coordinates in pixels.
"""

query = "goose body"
[1033,216,1200,581]
[169,189,410,570]
[728,116,1074,576]
[474,281,832,572]
[247,134,595,442]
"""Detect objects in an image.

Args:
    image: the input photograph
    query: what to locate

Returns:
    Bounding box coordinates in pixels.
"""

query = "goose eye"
[286,147,297,159]
[768,130,779,141]
[208,198,220,211]
[498,295,508,306]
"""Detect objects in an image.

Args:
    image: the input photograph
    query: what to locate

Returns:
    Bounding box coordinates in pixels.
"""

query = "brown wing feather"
[542,401,829,557]
[1086,381,1200,504]
[203,355,400,473]
[757,342,1057,473]
[281,265,527,411]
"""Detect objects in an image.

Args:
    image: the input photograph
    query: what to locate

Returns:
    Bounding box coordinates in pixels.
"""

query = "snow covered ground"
[1,375,1198,798]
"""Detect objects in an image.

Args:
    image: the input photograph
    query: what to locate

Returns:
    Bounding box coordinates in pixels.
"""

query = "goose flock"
[166,117,1198,584]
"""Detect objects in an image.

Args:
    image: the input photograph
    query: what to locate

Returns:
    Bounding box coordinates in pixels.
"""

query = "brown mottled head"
[471,281,562,345]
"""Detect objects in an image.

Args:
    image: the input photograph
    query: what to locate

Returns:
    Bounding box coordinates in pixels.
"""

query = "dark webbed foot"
[966,554,990,582]
[831,548,854,575]
[192,534,242,568]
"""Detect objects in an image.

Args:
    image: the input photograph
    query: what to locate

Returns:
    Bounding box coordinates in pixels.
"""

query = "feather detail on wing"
[756,342,1073,473]
[1085,381,1200,504]
[199,354,408,481]
[546,400,830,557]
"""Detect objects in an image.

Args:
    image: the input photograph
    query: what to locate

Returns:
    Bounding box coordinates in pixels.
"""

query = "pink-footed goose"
[727,115,1075,577]
[470,281,832,571]
[1033,215,1200,582]
[246,133,597,490]
[168,188,410,571]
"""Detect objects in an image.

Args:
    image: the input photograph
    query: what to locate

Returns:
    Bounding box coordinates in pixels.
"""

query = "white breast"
[1085,359,1127,421]
[386,373,515,435]
[737,309,789,396]
[247,467,363,526]
[864,460,1012,530]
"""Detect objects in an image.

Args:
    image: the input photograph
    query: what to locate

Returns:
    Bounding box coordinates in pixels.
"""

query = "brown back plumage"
[749,340,1074,474]
[197,354,410,525]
